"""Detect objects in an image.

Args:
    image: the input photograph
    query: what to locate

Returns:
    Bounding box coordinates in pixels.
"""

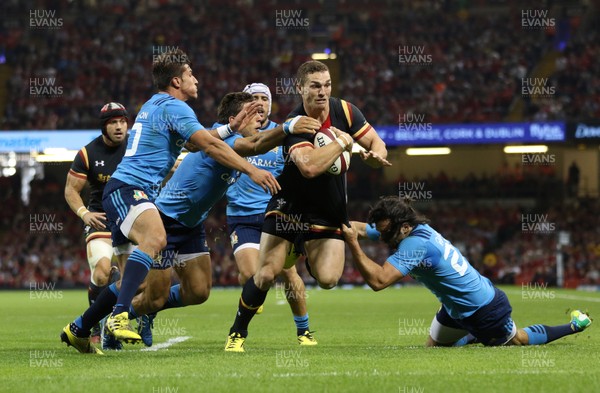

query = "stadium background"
[0,0,599,293]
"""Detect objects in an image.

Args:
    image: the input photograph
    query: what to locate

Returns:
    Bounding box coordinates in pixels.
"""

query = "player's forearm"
[245,126,285,156]
[296,143,346,178]
[204,138,255,175]
[351,221,368,239]
[347,240,387,291]
[64,186,91,221]
[64,186,85,214]
[369,137,388,159]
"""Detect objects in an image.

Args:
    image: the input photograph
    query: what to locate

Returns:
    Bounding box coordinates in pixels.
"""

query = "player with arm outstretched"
[225,61,392,352]
[78,92,318,348]
[226,83,317,345]
[342,196,592,347]
[60,50,280,354]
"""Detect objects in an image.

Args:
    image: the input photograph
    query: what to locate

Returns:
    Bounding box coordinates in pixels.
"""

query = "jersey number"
[124,122,143,157]
[443,241,468,276]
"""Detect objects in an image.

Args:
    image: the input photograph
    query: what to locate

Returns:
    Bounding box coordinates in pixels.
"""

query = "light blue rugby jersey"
[156,130,242,228]
[226,120,283,216]
[111,93,203,200]
[387,224,495,320]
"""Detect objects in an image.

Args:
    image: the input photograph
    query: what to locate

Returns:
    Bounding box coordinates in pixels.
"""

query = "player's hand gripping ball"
[313,128,351,175]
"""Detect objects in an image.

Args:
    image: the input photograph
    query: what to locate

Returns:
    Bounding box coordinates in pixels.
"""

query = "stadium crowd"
[1,0,598,130]
[1,1,598,290]
[1,170,598,289]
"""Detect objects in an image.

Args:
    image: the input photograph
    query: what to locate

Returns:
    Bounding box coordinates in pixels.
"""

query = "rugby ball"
[313,128,351,175]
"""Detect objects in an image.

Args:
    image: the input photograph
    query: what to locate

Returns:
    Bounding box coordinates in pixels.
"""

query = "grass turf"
[0,285,598,393]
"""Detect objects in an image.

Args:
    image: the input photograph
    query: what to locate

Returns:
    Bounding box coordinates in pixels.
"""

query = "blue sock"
[453,334,477,347]
[523,324,575,345]
[160,284,183,311]
[112,249,153,315]
[108,282,119,296]
[294,314,309,336]
[128,305,138,319]
[72,285,118,337]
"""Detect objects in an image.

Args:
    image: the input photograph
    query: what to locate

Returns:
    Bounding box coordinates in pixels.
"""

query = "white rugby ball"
[313,128,351,175]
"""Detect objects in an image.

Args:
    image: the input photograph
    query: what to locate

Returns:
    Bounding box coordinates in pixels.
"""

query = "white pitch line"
[504,289,600,303]
[553,293,600,303]
[140,336,191,351]
[268,368,595,379]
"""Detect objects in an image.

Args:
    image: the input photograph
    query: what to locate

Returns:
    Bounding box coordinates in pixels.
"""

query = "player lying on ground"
[342,196,592,347]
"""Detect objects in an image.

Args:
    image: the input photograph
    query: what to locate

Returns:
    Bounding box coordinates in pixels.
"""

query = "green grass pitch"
[1,285,598,393]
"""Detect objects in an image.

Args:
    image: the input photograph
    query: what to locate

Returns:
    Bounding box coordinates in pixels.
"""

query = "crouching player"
[342,196,592,347]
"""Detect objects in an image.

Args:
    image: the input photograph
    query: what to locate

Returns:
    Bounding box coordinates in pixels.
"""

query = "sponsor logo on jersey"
[97,174,111,183]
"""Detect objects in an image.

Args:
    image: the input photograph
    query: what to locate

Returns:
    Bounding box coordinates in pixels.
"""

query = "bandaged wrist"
[336,134,351,149]
[216,124,233,139]
[77,206,90,219]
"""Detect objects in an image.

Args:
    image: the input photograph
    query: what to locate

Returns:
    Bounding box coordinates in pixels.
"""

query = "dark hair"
[152,49,192,90]
[217,92,253,124]
[296,60,329,87]
[368,196,430,246]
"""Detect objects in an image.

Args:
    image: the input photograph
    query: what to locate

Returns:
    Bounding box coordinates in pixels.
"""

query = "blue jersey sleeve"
[387,236,428,276]
[225,133,242,148]
[167,100,204,141]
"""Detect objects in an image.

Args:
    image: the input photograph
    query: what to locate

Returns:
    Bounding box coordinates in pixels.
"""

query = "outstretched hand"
[230,101,262,132]
[359,150,392,168]
[248,168,281,195]
[83,212,106,230]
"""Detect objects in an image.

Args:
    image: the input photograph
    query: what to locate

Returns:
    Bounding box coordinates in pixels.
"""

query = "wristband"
[216,124,233,139]
[366,223,381,241]
[76,206,89,219]
[283,115,302,135]
[336,134,351,149]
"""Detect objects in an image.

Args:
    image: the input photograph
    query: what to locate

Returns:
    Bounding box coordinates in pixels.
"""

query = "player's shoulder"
[150,92,177,105]
[146,93,191,115]
[286,103,307,120]
[163,96,193,113]
[400,225,432,248]
[83,135,105,151]
[409,224,433,240]
[332,97,364,120]
[262,120,279,130]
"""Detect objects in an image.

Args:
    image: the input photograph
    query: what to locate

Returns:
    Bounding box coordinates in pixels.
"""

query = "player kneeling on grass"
[342,196,592,347]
